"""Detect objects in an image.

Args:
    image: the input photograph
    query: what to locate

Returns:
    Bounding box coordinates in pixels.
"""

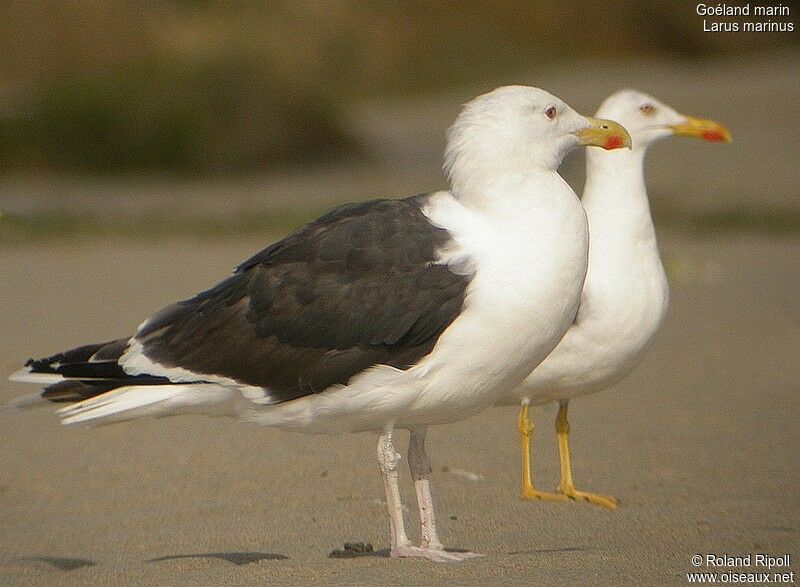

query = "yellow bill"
[670,116,732,143]
[574,118,632,150]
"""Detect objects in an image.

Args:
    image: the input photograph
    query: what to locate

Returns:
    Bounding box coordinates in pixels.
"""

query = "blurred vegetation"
[4,203,800,245]
[0,1,797,174]
[0,206,327,244]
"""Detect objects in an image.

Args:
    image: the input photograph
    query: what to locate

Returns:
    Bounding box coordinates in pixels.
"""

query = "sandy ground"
[0,228,798,586]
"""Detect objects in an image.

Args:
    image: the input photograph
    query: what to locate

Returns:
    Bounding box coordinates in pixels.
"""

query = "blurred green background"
[0,1,797,239]
[0,0,796,174]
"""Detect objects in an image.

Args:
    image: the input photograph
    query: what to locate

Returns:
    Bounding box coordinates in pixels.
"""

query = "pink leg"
[403,427,484,562]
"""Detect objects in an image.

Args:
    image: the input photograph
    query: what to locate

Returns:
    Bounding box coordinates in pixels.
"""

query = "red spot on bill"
[702,130,727,143]
[603,135,624,150]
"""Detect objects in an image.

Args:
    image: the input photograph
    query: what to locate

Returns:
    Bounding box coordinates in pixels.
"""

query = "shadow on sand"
[147,552,288,566]
[18,556,97,571]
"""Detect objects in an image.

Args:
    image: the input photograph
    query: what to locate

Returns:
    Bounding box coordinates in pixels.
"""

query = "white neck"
[452,167,573,215]
[582,147,658,257]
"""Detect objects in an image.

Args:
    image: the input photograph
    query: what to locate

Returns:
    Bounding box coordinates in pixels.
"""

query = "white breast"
[514,231,668,403]
[400,175,589,424]
[503,147,669,405]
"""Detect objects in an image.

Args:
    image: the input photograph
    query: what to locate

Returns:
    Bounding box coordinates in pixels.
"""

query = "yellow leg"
[556,400,619,510]
[518,402,567,502]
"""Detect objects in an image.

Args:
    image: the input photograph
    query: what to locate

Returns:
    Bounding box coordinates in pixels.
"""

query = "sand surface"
[0,230,798,586]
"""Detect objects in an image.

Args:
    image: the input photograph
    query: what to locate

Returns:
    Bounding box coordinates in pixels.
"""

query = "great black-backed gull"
[6,85,631,562]
[499,89,730,510]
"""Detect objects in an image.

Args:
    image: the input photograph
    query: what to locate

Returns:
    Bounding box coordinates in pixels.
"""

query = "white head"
[444,85,630,197]
[595,89,731,152]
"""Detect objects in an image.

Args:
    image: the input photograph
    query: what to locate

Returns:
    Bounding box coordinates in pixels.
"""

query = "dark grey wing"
[135,195,471,403]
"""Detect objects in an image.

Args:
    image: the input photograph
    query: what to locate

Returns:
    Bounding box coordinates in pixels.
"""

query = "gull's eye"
[640,103,656,116]
[545,105,557,120]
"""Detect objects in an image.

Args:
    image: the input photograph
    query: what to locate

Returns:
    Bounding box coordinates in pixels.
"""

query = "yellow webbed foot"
[553,400,620,511]
[520,487,569,502]
[559,485,619,510]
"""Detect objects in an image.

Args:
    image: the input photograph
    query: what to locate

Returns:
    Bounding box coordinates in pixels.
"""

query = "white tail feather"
[57,383,238,426]
[9,368,64,385]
